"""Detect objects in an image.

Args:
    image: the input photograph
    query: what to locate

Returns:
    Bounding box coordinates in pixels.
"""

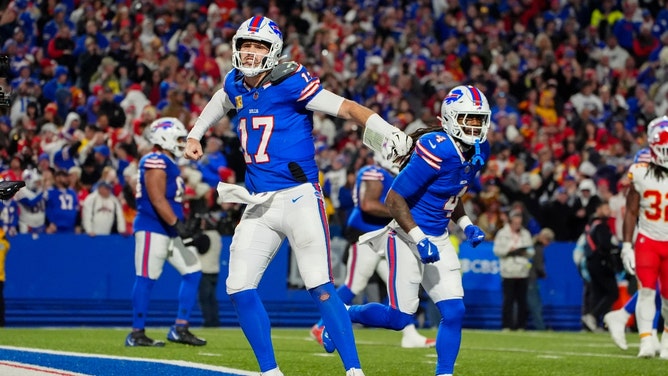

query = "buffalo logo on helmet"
[444,89,463,105]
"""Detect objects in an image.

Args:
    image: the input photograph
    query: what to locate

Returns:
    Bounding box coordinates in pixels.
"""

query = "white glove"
[621,242,636,276]
[363,114,413,160]
[383,130,413,160]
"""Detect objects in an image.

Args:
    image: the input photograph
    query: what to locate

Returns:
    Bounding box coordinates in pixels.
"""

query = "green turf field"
[0,327,663,375]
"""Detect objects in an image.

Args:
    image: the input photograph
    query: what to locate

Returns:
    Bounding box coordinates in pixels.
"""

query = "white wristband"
[363,113,397,152]
[408,226,426,243]
[457,216,473,230]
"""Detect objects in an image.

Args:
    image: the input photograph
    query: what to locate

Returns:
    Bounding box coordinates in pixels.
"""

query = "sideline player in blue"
[310,153,436,348]
[184,16,411,376]
[125,117,206,347]
[323,85,489,376]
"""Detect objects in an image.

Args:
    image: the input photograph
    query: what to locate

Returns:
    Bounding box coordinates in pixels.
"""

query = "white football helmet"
[21,168,42,191]
[148,117,188,158]
[232,16,283,77]
[439,85,491,145]
[647,116,668,168]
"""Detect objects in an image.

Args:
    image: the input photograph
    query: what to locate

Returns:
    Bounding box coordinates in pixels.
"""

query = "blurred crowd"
[0,0,666,242]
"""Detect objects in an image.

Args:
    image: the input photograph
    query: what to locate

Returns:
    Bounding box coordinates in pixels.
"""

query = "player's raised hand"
[184,138,203,160]
[621,242,636,275]
[464,225,485,248]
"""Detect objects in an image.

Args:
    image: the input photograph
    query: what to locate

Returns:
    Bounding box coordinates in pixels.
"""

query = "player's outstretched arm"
[306,90,412,160]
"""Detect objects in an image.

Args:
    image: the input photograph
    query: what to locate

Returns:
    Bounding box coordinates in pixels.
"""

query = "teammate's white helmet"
[21,168,42,191]
[232,16,283,77]
[647,116,668,168]
[439,85,491,145]
[148,117,188,158]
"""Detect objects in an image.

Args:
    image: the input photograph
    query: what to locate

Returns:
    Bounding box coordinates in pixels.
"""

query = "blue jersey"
[0,199,18,232]
[134,152,184,236]
[224,64,323,193]
[347,165,394,233]
[391,131,489,236]
[45,187,79,232]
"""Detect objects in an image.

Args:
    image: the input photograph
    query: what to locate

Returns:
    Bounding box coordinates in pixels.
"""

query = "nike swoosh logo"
[428,140,437,148]
[292,195,304,203]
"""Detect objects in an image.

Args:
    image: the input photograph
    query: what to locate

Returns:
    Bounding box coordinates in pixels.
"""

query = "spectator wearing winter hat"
[42,4,75,49]
[572,178,602,237]
[42,65,71,103]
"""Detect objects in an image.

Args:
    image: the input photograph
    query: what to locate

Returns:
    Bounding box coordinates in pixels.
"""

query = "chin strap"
[471,139,484,167]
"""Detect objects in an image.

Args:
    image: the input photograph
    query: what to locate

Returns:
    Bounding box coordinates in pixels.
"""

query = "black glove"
[172,219,210,254]
[191,232,211,255]
[0,180,26,200]
[172,219,193,239]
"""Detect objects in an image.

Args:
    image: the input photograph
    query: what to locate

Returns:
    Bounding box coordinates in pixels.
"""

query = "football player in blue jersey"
[310,153,435,348]
[184,16,412,376]
[322,85,490,376]
[125,117,206,348]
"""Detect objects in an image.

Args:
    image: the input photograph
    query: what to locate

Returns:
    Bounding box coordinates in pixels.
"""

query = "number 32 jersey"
[223,64,323,194]
[628,162,668,241]
[134,151,184,236]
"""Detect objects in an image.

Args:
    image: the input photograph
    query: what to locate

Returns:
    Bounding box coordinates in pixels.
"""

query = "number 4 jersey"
[134,151,184,236]
[628,162,668,241]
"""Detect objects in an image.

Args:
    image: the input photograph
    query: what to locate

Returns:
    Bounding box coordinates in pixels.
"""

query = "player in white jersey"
[14,169,46,234]
[621,115,668,358]
[184,16,411,376]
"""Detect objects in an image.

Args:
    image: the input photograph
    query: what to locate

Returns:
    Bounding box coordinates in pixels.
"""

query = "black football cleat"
[167,325,207,346]
[125,329,166,347]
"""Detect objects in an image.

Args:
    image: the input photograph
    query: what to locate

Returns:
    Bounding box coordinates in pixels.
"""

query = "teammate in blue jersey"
[184,16,412,376]
[322,85,490,376]
[125,117,206,348]
[45,170,79,233]
[310,154,436,348]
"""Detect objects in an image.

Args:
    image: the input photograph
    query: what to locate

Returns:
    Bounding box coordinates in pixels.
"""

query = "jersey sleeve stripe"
[361,171,384,180]
[415,142,442,170]
[143,159,168,169]
[297,79,321,102]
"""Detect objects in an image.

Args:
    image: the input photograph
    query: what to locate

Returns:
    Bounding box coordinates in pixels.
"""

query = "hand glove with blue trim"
[464,225,485,248]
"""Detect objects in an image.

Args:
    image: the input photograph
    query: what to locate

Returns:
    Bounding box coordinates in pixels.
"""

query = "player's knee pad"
[436,298,465,326]
[386,307,414,331]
